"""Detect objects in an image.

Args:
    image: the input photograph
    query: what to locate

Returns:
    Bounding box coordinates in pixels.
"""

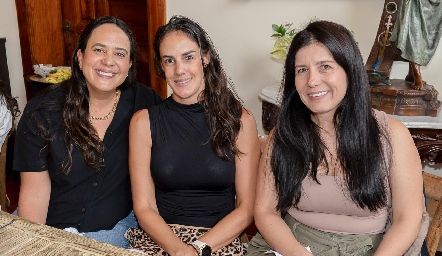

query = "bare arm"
[374,116,423,255]
[18,171,51,224]
[196,109,260,251]
[254,131,313,256]
[129,109,196,256]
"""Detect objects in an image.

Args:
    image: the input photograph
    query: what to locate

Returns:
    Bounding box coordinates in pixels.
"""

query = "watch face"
[202,245,212,256]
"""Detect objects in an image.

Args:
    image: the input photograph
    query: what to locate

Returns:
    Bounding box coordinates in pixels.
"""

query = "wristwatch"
[191,240,212,256]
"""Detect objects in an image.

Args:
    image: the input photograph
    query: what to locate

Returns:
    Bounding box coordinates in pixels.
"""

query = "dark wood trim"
[409,128,442,164]
[14,0,32,100]
[147,0,167,99]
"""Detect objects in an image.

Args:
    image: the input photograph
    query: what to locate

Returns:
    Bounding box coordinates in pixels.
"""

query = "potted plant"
[270,23,297,60]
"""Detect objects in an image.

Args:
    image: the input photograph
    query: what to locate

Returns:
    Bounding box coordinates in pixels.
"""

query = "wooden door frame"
[15,0,32,100]
[147,0,167,98]
[14,0,167,100]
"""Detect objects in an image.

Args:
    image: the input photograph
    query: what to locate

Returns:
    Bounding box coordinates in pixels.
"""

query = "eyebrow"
[317,60,335,65]
[91,43,129,55]
[162,50,197,59]
[294,59,335,68]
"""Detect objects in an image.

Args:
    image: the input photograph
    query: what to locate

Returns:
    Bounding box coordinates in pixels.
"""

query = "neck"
[312,115,334,131]
[89,90,120,121]
[89,89,117,102]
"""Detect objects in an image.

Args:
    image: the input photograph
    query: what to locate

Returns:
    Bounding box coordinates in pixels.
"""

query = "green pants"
[246,214,383,256]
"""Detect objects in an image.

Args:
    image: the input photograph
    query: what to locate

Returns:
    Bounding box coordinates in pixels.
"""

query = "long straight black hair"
[272,20,391,212]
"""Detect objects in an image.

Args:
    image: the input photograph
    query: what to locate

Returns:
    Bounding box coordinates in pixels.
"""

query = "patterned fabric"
[125,224,246,255]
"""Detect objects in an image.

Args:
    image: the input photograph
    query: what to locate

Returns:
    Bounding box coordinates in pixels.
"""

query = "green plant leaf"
[288,30,296,37]
[270,22,296,60]
[271,50,287,60]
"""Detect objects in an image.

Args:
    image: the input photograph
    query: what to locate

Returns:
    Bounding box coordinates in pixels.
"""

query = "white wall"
[0,0,26,116]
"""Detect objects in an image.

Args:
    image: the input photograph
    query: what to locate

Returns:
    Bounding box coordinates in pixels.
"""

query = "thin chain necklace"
[90,90,121,120]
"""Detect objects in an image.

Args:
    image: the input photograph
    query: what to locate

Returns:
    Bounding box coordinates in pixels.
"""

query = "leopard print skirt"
[124,224,246,255]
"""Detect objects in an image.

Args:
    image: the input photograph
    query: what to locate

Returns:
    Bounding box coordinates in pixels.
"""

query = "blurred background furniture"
[423,172,442,256]
[0,37,12,212]
[23,72,51,99]
[0,122,12,212]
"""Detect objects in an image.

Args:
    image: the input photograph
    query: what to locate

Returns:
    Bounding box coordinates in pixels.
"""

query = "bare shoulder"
[131,109,150,124]
[237,108,259,150]
[386,115,419,158]
[130,109,151,135]
[386,115,412,139]
[240,108,257,127]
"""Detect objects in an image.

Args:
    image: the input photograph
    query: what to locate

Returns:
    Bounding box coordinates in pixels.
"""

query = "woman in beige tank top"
[247,20,424,256]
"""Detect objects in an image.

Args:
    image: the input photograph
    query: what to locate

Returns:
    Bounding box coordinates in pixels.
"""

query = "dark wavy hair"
[0,80,20,118]
[153,15,243,161]
[34,16,138,173]
[272,20,391,212]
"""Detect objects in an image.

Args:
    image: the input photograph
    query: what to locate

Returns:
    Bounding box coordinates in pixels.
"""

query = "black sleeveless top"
[149,97,236,228]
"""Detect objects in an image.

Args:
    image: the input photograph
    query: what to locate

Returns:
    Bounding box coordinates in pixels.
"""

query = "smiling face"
[77,23,132,95]
[294,42,348,120]
[159,31,209,104]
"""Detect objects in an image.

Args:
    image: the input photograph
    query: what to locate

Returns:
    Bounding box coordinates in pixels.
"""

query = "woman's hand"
[167,244,198,256]
[185,244,199,256]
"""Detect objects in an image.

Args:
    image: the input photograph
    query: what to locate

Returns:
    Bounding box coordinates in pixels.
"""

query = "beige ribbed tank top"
[287,109,391,234]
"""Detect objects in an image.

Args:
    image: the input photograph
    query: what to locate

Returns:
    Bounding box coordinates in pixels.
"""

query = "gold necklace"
[90,90,121,120]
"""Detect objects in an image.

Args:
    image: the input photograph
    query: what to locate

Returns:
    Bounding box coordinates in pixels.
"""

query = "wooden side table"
[394,114,442,164]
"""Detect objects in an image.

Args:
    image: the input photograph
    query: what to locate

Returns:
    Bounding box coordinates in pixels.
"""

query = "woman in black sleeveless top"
[125,16,260,255]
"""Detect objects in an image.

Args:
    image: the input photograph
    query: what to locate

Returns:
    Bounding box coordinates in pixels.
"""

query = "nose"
[174,60,186,76]
[307,69,320,88]
[101,52,115,66]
